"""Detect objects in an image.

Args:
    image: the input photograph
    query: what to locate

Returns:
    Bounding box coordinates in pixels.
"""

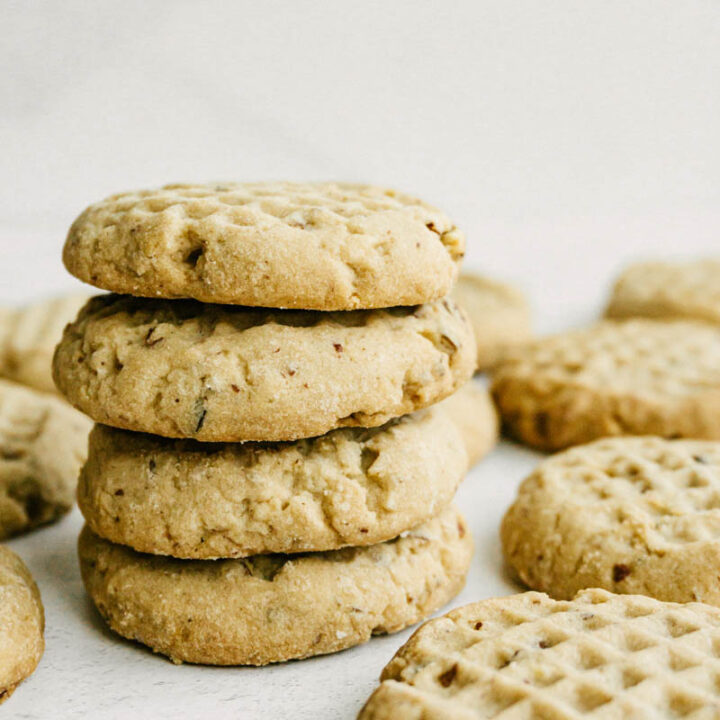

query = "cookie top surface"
[0,294,90,394]
[491,319,720,450]
[0,547,44,703]
[53,294,475,442]
[359,588,720,719]
[438,381,498,468]
[78,505,472,665]
[0,379,90,540]
[78,404,467,558]
[452,273,531,369]
[502,436,720,605]
[606,260,720,324]
[63,182,464,310]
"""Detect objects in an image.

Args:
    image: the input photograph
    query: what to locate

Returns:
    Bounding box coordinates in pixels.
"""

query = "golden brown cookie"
[0,547,44,704]
[79,506,473,665]
[0,294,90,394]
[78,405,467,559]
[438,381,498,467]
[0,379,90,539]
[502,436,720,604]
[452,273,531,370]
[606,259,720,324]
[63,182,464,310]
[491,319,720,451]
[54,295,475,442]
[359,588,720,718]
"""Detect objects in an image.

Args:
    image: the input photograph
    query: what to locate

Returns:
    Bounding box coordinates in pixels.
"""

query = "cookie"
[606,259,720,324]
[438,381,498,467]
[452,273,531,370]
[490,319,720,451]
[502,436,720,604]
[78,506,472,665]
[0,547,44,704]
[54,295,475,442]
[0,294,90,395]
[0,379,91,540]
[63,182,464,310]
[78,405,466,559]
[359,588,720,719]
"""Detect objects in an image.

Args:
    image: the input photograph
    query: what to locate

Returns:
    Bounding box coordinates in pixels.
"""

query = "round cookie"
[502,436,720,605]
[78,405,467,559]
[0,547,44,704]
[54,295,475,442]
[490,319,720,451]
[0,294,90,395]
[452,272,531,370]
[359,588,720,719]
[438,381,498,468]
[78,506,473,666]
[606,259,720,325]
[63,182,464,310]
[0,379,91,540]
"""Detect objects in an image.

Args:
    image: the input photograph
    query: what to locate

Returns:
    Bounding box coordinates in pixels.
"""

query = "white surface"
[2,1,719,718]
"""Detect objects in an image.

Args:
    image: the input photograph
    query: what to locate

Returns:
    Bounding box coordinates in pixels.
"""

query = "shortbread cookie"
[438,382,498,467]
[79,506,472,665]
[0,379,91,539]
[63,182,464,310]
[606,259,720,324]
[0,294,90,394]
[0,547,44,704]
[490,319,720,451]
[359,588,720,719]
[78,405,467,559]
[54,295,475,442]
[502,436,720,604]
[452,273,531,370]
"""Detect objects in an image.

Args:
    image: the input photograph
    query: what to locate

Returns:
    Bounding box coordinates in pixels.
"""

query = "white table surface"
[2,2,719,717]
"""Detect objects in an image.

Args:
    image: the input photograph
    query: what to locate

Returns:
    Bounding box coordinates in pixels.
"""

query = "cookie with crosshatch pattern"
[359,588,720,718]
[502,436,720,604]
[490,319,720,451]
[606,259,720,325]
[63,182,464,310]
[0,294,90,394]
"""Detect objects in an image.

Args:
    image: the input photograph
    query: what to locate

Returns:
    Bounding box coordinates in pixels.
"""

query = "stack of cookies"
[52,182,478,665]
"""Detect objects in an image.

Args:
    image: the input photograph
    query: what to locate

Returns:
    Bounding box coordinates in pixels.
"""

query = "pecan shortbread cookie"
[452,273,531,370]
[502,436,720,605]
[359,588,720,718]
[63,182,464,310]
[0,294,90,394]
[438,381,498,468]
[78,405,467,559]
[79,506,472,665]
[490,319,720,451]
[0,547,44,704]
[606,259,720,324]
[0,379,90,539]
[54,295,475,442]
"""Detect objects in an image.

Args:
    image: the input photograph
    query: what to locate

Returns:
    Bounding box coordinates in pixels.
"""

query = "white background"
[2,1,719,718]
